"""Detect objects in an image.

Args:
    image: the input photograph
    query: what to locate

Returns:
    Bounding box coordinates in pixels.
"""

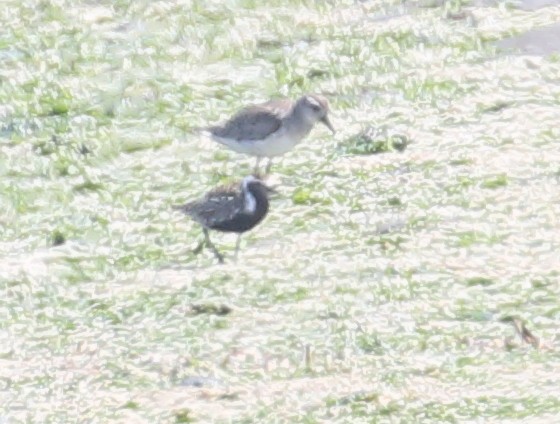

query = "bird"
[205,94,335,174]
[173,175,275,263]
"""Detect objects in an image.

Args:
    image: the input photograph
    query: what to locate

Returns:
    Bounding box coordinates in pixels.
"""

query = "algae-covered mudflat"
[1,0,560,422]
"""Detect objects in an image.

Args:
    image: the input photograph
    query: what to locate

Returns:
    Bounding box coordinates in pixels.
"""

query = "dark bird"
[174,175,274,263]
[205,94,335,174]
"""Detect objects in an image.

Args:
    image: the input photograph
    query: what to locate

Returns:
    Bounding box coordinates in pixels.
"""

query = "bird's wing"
[259,98,294,118]
[208,105,283,141]
[178,190,244,227]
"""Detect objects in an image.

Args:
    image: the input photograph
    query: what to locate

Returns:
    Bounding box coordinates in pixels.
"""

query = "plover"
[206,94,335,174]
[173,175,274,263]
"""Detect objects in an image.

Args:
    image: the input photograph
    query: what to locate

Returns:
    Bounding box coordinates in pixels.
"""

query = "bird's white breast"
[211,126,307,158]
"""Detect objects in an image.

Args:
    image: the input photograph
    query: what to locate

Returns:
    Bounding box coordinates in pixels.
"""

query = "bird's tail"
[190,125,212,134]
[172,204,191,213]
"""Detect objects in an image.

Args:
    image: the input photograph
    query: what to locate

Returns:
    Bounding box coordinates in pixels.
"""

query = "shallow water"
[1,0,560,422]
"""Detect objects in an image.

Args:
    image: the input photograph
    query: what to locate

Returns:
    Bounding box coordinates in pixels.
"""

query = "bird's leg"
[203,228,224,263]
[264,158,273,175]
[192,238,205,255]
[234,234,242,261]
[254,157,262,175]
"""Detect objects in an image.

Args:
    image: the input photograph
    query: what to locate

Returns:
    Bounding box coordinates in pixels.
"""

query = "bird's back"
[176,187,245,230]
[208,98,294,142]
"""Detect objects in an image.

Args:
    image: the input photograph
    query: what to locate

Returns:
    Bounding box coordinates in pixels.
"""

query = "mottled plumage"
[174,175,273,263]
[209,105,283,142]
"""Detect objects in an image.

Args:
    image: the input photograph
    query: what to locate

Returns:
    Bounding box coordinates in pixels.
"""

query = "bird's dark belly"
[211,214,264,233]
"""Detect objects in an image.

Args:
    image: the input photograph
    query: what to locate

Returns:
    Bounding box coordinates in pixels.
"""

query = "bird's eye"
[310,103,321,112]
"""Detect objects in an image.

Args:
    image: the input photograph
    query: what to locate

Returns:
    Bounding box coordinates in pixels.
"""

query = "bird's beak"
[320,115,335,134]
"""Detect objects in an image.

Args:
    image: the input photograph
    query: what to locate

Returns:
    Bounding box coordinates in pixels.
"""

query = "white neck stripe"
[243,189,257,214]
